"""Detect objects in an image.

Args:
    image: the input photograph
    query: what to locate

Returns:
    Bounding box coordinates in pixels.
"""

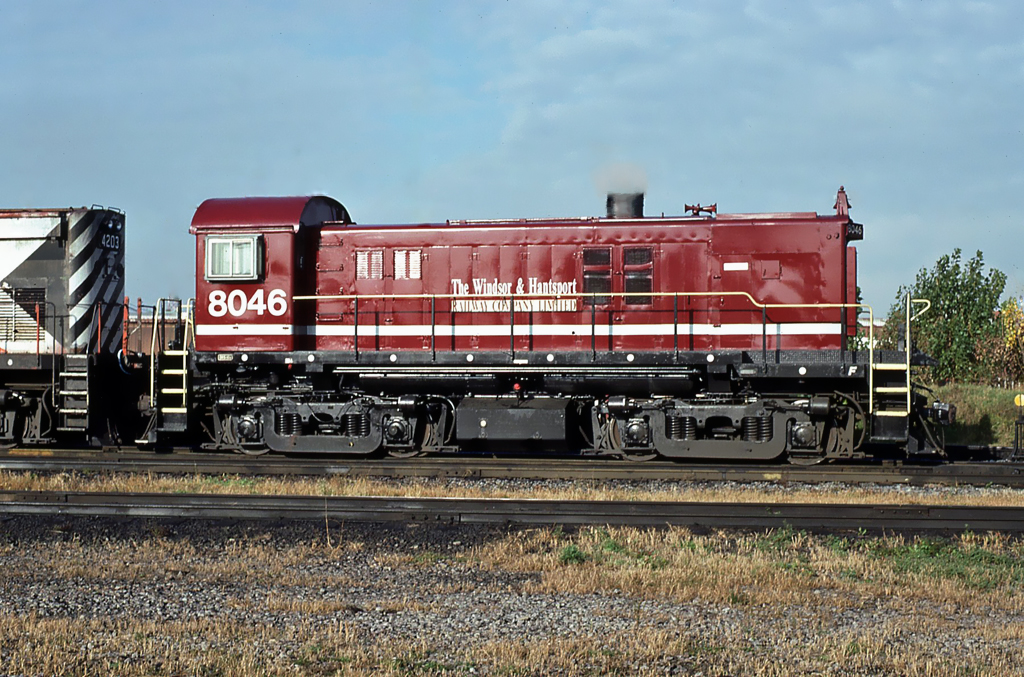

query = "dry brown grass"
[1,522,1024,674]
[4,468,1024,506]
[452,525,1024,612]
[2,532,363,587]
[4,468,1024,674]
[2,610,1022,676]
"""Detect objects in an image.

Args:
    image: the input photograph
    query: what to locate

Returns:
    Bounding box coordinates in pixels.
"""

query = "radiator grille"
[0,288,46,341]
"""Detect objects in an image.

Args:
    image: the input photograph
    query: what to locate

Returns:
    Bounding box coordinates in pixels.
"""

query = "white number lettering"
[208,288,288,318]
[227,290,247,317]
[267,289,288,316]
[209,290,227,317]
[247,288,267,315]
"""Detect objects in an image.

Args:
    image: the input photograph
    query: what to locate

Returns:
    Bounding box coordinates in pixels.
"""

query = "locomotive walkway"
[1,490,1022,532]
[0,450,1022,487]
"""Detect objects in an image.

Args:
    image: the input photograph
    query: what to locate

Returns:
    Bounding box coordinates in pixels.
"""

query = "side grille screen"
[0,288,46,341]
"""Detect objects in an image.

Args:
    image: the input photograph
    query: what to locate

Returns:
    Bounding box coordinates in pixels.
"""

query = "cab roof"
[189,196,351,233]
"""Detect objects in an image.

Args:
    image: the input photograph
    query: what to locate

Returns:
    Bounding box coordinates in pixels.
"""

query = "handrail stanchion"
[430,295,436,362]
[673,293,679,361]
[149,299,159,410]
[509,294,515,358]
[353,297,359,362]
[96,304,102,354]
[689,299,693,352]
[762,306,768,371]
[122,296,129,358]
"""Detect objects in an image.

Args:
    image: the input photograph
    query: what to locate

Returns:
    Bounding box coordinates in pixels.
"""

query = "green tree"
[885,249,1006,383]
[976,296,1024,386]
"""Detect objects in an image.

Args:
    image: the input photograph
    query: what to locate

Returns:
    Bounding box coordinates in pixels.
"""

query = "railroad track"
[1,450,1024,487]
[1,490,1022,532]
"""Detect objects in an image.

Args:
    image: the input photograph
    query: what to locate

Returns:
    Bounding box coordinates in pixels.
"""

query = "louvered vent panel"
[0,288,45,341]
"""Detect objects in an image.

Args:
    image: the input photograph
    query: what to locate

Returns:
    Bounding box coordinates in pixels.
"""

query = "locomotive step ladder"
[136,298,193,444]
[153,348,189,431]
[57,354,90,432]
[869,296,930,442]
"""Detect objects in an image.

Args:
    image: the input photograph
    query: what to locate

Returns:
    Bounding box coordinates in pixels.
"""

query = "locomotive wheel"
[386,448,423,459]
[606,418,658,461]
[619,449,659,462]
[786,453,825,466]
[236,444,270,456]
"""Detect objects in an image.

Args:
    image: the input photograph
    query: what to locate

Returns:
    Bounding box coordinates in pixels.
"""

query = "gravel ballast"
[1,477,1024,675]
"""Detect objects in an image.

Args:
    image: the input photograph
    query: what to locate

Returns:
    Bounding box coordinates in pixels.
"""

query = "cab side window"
[206,235,262,281]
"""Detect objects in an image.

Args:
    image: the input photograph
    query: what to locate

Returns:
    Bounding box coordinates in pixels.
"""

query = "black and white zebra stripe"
[67,210,125,353]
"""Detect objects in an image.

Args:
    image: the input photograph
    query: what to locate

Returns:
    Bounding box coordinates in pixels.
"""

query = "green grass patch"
[202,474,258,489]
[558,544,588,565]
[601,537,627,554]
[754,524,800,553]
[390,651,476,675]
[869,537,1024,590]
[930,382,1020,446]
[410,550,445,566]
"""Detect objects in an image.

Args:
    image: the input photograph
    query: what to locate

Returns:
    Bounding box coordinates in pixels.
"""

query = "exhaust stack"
[606,192,644,219]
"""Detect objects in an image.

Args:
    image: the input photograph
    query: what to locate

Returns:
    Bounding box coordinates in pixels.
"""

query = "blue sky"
[2,0,1022,312]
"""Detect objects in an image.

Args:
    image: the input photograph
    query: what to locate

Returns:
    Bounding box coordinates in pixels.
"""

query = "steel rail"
[0,490,1021,532]
[0,451,1022,487]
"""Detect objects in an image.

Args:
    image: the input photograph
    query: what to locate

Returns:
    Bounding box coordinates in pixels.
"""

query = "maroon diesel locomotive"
[147,187,945,463]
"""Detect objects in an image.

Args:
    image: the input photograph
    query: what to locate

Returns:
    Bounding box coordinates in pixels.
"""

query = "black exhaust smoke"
[606,192,644,219]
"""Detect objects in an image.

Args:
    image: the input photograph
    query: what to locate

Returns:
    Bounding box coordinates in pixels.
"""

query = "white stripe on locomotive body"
[0,218,60,283]
[0,217,61,240]
[68,246,104,292]
[195,322,843,338]
[67,210,125,353]
[67,212,102,352]
[196,324,294,336]
[71,273,123,334]
[0,240,54,283]
[0,336,58,353]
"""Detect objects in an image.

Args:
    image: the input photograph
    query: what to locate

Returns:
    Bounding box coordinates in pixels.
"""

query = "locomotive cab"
[191,196,350,353]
